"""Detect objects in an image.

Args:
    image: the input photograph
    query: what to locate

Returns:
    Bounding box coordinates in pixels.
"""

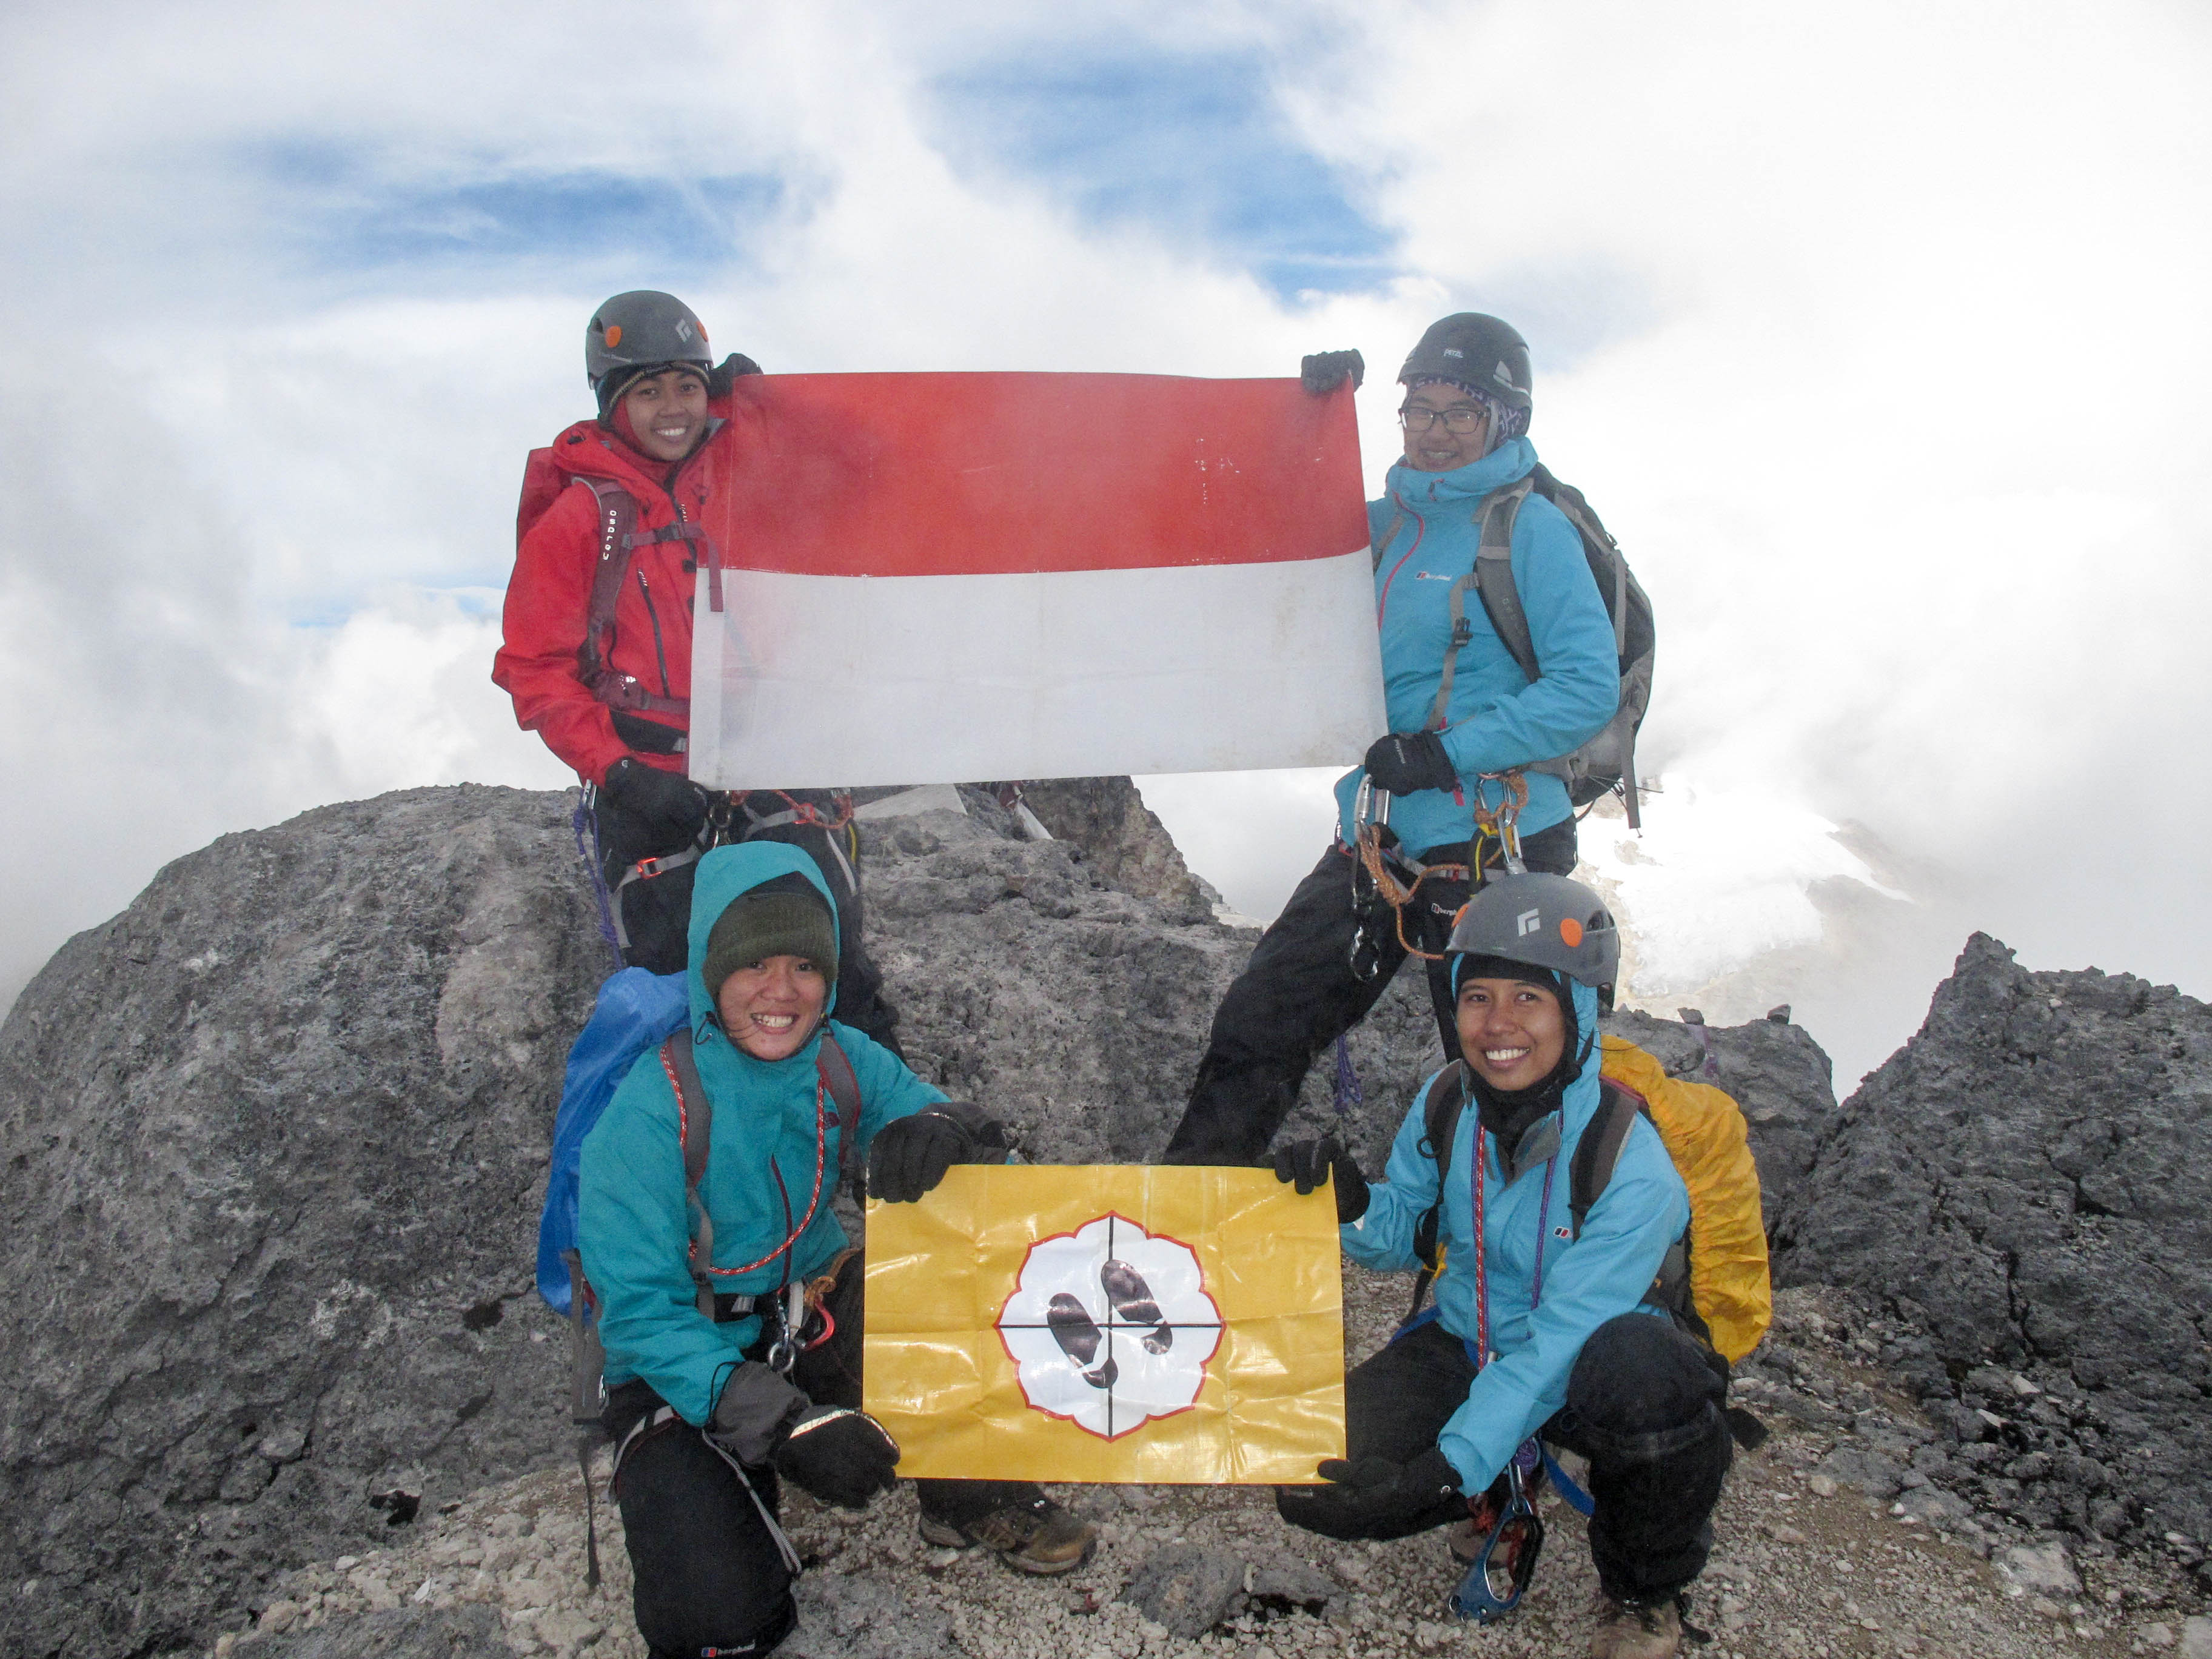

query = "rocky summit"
[5,780,2189,1658]
[1775,933,2212,1549]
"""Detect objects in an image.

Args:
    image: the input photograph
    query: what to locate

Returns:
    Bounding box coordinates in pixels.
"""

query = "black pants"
[593,788,902,1057]
[1163,819,1577,1165]
[604,1254,1042,1659]
[1278,1315,1731,1603]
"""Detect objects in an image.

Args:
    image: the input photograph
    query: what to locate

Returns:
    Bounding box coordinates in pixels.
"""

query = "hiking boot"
[1588,1594,1681,1658]
[918,1493,1096,1575]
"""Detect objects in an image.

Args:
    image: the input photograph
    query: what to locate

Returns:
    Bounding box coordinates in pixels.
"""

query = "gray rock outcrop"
[0,786,607,1659]
[1774,933,2212,1546]
[0,781,1839,1655]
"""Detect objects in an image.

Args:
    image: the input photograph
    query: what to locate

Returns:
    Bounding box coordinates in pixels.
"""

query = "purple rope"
[1330,1036,1364,1118]
[571,794,625,970]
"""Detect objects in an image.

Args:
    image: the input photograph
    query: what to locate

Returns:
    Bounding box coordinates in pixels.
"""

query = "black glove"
[769,1406,900,1509]
[1307,1447,1463,1529]
[1272,1135,1370,1222]
[706,352,764,397]
[868,1104,1009,1202]
[1301,349,1366,395]
[1362,730,1457,795]
[706,1361,809,1465]
[601,755,710,842]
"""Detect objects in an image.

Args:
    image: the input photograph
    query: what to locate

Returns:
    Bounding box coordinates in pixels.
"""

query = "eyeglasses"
[1399,404,1490,434]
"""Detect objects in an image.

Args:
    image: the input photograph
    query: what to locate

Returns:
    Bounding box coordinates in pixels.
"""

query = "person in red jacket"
[495,290,900,1053]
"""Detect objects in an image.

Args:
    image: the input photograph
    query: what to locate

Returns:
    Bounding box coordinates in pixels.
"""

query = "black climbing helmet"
[1447,873,1620,994]
[1399,312,1532,413]
[585,290,714,398]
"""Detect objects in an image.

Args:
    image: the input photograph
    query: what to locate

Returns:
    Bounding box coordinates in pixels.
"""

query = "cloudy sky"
[4,1,2207,1086]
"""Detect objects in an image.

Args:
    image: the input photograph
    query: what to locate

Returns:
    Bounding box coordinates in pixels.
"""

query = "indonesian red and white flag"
[686,372,1382,790]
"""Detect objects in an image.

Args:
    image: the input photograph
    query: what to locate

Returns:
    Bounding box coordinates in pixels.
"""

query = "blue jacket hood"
[685,840,843,1037]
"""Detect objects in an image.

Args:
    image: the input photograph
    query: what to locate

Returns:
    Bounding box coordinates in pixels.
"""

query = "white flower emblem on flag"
[994,1213,1224,1439]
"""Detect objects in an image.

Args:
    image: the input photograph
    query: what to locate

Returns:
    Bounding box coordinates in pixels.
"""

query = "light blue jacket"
[1342,979,1690,1493]
[1332,438,1620,857]
[578,842,946,1424]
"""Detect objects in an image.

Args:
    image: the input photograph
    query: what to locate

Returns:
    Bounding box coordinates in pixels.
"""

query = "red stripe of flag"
[705,372,1368,578]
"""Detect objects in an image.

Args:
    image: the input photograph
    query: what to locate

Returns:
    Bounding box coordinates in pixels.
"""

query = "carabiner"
[1450,1458,1546,1622]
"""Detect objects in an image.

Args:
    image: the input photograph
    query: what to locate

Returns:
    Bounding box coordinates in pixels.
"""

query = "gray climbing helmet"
[1399,312,1532,413]
[1447,873,1620,992]
[585,290,714,392]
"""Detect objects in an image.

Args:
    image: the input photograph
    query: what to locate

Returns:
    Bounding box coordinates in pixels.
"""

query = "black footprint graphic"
[1101,1259,1173,1355]
[1047,1293,1118,1388]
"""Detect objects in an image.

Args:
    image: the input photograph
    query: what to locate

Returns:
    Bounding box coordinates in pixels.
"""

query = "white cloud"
[1,0,2207,1089]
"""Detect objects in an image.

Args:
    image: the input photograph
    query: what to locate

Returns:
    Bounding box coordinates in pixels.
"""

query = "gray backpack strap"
[662,1032,717,1318]
[815,1033,865,1196]
[1371,505,1407,572]
[1470,475,1540,686]
[1426,475,1535,732]
[1403,1061,1469,1325]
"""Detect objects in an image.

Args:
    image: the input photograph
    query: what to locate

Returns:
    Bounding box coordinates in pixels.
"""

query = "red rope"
[664,1050,830,1279]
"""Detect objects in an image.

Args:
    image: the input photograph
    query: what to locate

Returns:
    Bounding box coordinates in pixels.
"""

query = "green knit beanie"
[702,883,839,1000]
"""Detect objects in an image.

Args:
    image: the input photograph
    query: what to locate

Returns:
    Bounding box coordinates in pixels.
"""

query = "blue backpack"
[537,968,691,1316]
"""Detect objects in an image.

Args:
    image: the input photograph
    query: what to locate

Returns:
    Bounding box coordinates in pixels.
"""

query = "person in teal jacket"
[580,842,1094,1658]
[1272,874,1731,1659]
[1164,314,1620,1167]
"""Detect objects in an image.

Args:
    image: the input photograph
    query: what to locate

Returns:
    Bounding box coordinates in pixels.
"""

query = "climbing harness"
[1347,779,1474,973]
[603,788,859,952]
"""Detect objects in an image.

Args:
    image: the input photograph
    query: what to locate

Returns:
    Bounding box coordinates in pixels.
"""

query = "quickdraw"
[1471,771,1530,877]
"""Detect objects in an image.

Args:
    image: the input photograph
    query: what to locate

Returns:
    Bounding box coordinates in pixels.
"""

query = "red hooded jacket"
[494,416,729,785]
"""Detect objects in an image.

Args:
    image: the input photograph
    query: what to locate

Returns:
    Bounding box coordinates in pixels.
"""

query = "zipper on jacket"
[635,568,673,697]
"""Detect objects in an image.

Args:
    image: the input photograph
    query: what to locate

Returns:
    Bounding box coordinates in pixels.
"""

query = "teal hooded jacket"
[1341,977,1689,1494]
[578,842,945,1425]
[1332,438,1620,857]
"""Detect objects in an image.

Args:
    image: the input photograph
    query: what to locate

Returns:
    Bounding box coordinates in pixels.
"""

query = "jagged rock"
[1118,1543,1247,1638]
[250,1604,514,1658]
[0,780,1852,1654]
[1602,1005,1841,1226]
[0,785,606,1659]
[1017,776,1212,922]
[1774,933,2212,1545]
[783,1568,959,1658]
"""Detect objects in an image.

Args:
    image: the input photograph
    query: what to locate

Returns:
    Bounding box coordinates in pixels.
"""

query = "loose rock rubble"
[203,1275,2207,1659]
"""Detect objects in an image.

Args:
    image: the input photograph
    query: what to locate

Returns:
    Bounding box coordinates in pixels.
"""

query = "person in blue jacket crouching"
[1163,313,1621,1167]
[580,842,1095,1658]
[1273,874,1729,1659]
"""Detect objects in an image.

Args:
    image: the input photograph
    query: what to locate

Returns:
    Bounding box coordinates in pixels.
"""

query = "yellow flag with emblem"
[864,1165,1345,1484]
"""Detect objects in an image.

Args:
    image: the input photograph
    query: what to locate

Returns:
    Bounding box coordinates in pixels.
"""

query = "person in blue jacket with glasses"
[1272,874,1731,1659]
[1163,313,1621,1167]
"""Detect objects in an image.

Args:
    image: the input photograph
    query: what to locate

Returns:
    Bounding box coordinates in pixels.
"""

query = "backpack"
[514,447,714,722]
[1373,463,1657,828]
[1405,1036,1771,1364]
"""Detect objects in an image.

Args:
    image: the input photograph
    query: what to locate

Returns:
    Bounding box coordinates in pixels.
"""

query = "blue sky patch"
[249,142,785,292]
[928,47,1397,302]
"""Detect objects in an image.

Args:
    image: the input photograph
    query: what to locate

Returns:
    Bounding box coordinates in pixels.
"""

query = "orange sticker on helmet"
[1559,917,1584,948]
[604,324,623,349]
